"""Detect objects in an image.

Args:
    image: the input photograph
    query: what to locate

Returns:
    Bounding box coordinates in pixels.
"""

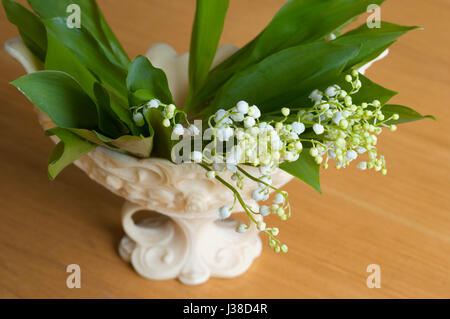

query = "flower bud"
[218,205,231,219]
[236,224,248,233]
[133,112,145,126]
[310,148,319,157]
[167,104,176,112]
[257,221,266,231]
[339,119,349,129]
[259,205,271,216]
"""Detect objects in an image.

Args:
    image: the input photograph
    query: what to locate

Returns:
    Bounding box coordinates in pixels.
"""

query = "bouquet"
[3,0,434,253]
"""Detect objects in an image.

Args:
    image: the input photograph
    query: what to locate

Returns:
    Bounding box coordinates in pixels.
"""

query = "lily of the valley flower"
[139,72,399,254]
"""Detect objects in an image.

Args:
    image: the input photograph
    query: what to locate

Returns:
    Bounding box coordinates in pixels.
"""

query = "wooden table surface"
[0,0,449,299]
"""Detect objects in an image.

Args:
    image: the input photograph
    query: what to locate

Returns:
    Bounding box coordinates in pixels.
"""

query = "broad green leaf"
[108,96,138,136]
[208,42,360,113]
[69,129,111,147]
[381,104,436,124]
[192,0,385,110]
[43,17,128,103]
[45,32,135,135]
[111,135,153,158]
[280,149,321,193]
[27,0,130,67]
[2,0,47,61]
[11,70,98,129]
[185,0,229,110]
[335,21,419,68]
[46,127,96,179]
[128,89,154,107]
[126,55,173,140]
[93,83,129,138]
[70,129,154,158]
[279,22,416,110]
[45,32,97,98]
[126,55,173,105]
[330,16,358,38]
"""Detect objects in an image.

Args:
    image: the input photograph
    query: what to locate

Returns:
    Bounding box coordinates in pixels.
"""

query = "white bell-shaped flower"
[274,193,285,205]
[173,124,184,136]
[346,150,358,161]
[325,85,340,97]
[357,161,367,170]
[236,100,249,114]
[291,121,305,135]
[147,99,160,108]
[218,205,232,219]
[191,151,203,163]
[236,223,248,233]
[259,205,271,216]
[188,124,200,136]
[313,123,324,135]
[309,89,323,103]
[248,105,261,119]
[244,116,256,128]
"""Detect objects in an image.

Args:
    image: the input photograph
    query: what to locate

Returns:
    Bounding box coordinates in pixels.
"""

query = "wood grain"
[0,0,448,298]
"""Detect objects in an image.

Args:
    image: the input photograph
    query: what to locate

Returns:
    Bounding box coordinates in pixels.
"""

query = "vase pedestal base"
[118,201,262,285]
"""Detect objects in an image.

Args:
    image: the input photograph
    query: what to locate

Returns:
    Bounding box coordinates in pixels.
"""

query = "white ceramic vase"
[5,39,294,285]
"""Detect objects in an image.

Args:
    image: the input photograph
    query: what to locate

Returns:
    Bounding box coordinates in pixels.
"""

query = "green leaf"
[128,89,154,107]
[381,104,436,124]
[208,42,360,113]
[70,129,154,158]
[324,73,397,107]
[110,135,153,158]
[45,32,97,98]
[185,0,229,110]
[2,0,47,61]
[335,21,420,68]
[43,17,128,102]
[192,0,385,110]
[45,32,135,135]
[280,149,321,193]
[11,70,98,129]
[126,55,173,105]
[330,16,358,38]
[110,89,170,157]
[93,83,128,138]
[146,109,174,159]
[68,129,111,147]
[107,96,137,135]
[351,74,397,106]
[45,127,96,179]
[126,55,173,143]
[27,0,130,67]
